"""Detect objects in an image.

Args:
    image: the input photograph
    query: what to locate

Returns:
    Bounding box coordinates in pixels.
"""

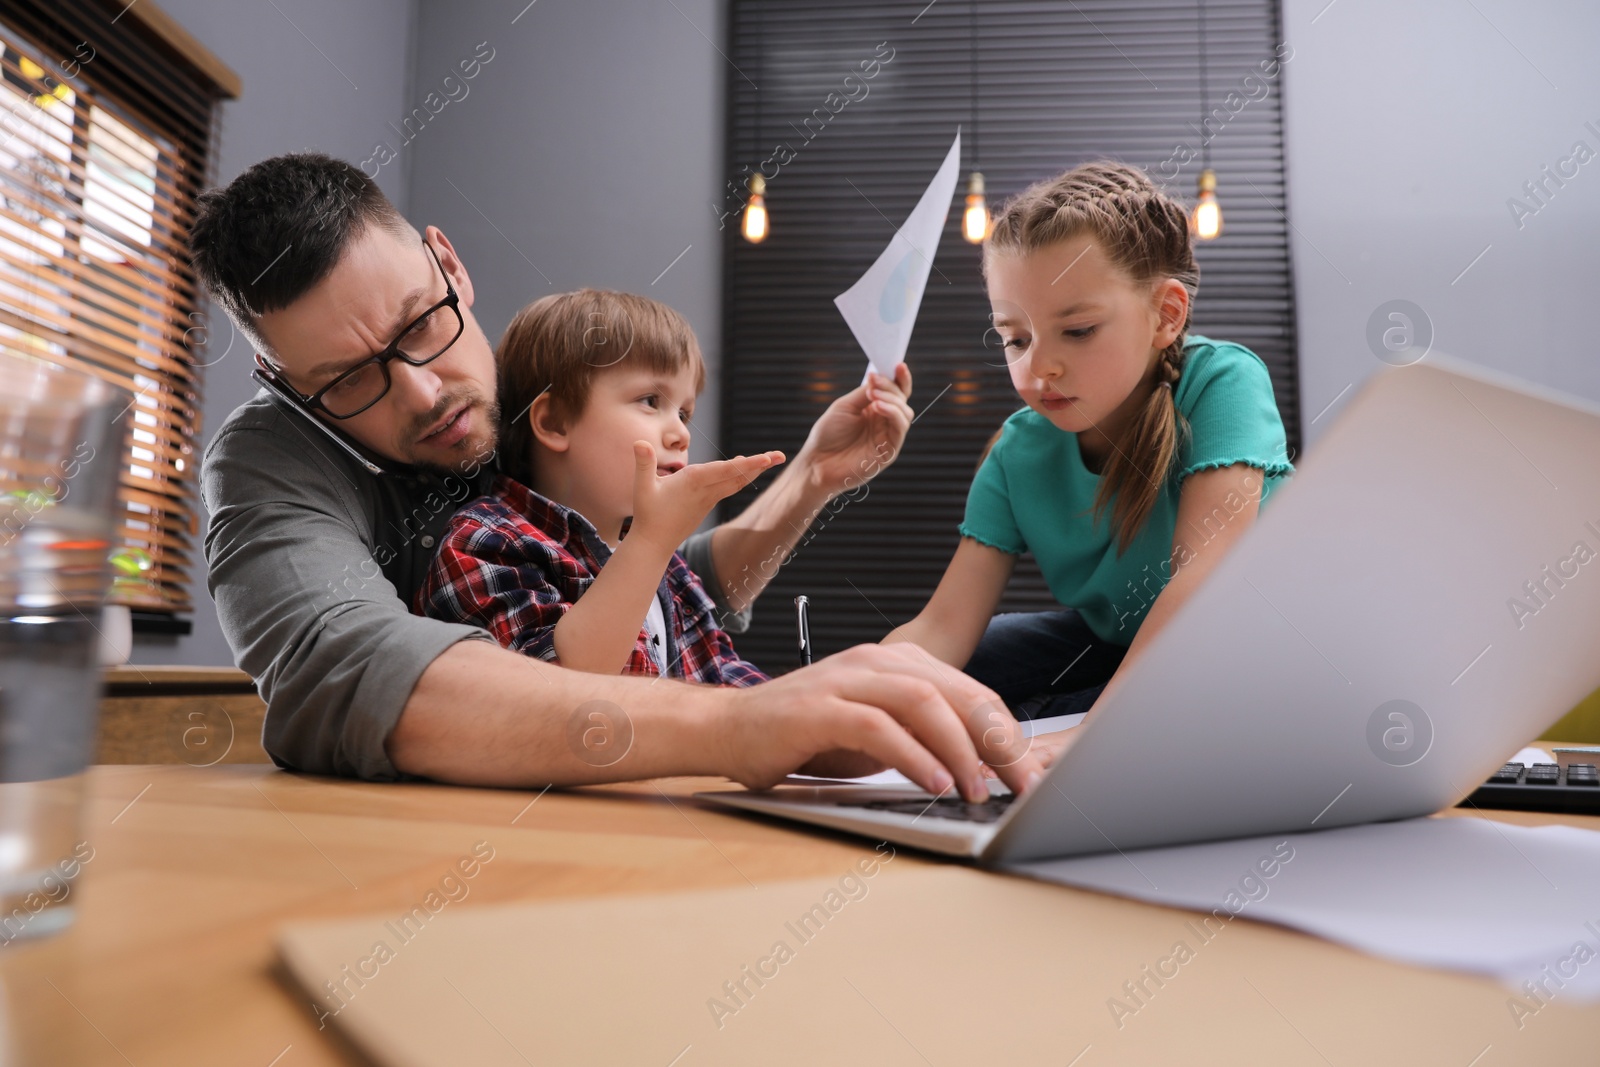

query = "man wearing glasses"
[192,153,1044,803]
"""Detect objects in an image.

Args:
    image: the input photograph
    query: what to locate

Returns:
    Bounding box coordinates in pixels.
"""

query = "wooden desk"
[2,762,1596,1064]
[97,666,270,765]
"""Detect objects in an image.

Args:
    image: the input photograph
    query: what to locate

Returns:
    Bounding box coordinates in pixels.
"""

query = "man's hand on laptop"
[716,642,1047,802]
[998,727,1080,774]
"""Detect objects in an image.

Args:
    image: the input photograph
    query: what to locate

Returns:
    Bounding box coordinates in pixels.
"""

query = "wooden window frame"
[1,0,236,621]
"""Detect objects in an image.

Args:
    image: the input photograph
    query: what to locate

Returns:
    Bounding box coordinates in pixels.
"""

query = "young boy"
[416,289,783,685]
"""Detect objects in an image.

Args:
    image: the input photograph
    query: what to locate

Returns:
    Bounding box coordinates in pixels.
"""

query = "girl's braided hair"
[983,160,1199,555]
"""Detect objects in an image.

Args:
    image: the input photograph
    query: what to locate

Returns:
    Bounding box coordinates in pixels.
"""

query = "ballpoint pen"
[794,594,812,667]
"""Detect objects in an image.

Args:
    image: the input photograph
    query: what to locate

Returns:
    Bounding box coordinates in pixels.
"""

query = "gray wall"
[144,0,1600,665]
[138,0,729,666]
[1279,0,1600,442]
[131,0,418,665]
[402,0,729,460]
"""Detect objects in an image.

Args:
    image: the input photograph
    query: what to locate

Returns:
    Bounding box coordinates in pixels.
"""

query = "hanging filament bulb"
[742,173,768,244]
[963,172,990,244]
[18,57,73,108]
[1191,168,1222,241]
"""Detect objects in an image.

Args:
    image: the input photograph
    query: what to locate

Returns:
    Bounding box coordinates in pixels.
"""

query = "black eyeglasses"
[252,242,466,420]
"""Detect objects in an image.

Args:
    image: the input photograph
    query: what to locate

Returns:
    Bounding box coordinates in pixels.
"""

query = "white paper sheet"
[782,735,1600,994]
[1009,815,1600,1000]
[833,130,962,378]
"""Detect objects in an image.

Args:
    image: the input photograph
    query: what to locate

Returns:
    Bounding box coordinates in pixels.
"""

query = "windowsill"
[131,611,193,636]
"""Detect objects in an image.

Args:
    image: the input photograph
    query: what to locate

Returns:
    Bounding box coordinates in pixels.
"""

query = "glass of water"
[0,352,128,943]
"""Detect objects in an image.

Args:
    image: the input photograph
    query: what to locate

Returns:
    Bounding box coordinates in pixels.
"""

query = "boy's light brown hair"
[495,289,706,486]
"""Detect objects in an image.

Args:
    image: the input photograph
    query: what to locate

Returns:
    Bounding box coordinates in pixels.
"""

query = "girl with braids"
[886,160,1292,727]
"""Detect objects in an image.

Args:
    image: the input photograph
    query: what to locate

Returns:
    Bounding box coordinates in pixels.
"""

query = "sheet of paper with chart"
[834,129,962,378]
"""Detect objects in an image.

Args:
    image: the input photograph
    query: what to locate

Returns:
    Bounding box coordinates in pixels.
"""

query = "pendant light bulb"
[19,56,72,107]
[963,171,990,244]
[742,173,768,244]
[1191,168,1222,241]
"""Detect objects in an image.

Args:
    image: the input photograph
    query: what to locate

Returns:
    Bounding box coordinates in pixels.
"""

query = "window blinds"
[718,0,1300,668]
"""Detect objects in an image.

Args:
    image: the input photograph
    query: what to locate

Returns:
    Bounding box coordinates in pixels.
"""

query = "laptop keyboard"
[837,762,1600,824]
[852,794,1017,824]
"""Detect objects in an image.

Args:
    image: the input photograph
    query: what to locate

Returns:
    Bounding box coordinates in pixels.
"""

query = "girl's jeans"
[962,609,1127,721]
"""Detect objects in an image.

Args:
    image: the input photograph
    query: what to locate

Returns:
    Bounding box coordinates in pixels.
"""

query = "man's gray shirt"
[202,391,748,780]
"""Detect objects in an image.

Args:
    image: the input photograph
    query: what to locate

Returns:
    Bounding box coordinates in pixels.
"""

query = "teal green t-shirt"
[959,336,1293,646]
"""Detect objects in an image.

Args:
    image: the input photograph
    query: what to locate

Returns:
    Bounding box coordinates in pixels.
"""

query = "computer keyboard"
[855,795,1017,823]
[840,761,1600,825]
[1460,761,1600,814]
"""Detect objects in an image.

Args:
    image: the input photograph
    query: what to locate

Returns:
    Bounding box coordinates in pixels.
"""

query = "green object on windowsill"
[1542,686,1600,746]
[109,546,155,599]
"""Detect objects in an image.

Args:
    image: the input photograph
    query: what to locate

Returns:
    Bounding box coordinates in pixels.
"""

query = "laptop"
[697,355,1600,863]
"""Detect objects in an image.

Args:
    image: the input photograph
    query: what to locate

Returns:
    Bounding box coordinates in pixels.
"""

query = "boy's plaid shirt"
[416,475,767,687]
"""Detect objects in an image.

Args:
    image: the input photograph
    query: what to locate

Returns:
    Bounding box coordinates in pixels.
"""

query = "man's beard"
[405,388,501,476]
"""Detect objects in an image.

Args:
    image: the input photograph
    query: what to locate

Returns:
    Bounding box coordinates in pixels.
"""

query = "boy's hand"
[630,442,785,556]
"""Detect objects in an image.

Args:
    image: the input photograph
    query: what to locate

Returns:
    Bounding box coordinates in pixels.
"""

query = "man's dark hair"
[189,152,413,344]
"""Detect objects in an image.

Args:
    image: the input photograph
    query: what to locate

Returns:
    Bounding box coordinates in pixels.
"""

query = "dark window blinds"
[0,0,228,615]
[719,0,1301,671]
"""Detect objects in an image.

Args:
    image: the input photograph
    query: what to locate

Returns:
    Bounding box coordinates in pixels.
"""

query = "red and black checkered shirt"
[416,475,766,687]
